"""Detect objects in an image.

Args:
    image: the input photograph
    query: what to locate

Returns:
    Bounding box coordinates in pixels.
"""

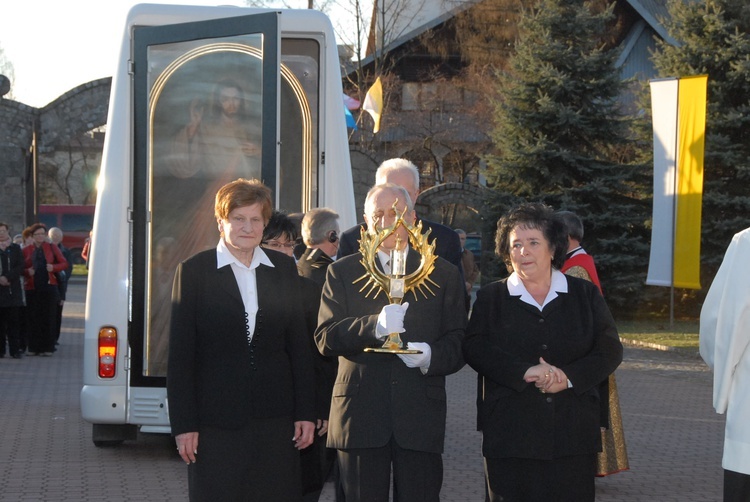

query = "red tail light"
[98,327,117,378]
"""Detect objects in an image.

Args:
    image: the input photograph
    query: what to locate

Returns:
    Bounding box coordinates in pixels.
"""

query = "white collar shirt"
[508,269,569,311]
[216,239,274,340]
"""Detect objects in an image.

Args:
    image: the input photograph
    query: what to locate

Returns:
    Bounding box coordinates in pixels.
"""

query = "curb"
[620,337,701,358]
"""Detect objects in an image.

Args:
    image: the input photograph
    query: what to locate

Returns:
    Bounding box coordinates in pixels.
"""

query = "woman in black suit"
[462,203,622,502]
[167,178,315,501]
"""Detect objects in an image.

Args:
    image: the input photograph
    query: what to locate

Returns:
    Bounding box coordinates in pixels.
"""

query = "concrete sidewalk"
[0,279,725,501]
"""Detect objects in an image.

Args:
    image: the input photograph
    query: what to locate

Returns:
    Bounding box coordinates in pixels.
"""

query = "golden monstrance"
[354,202,440,354]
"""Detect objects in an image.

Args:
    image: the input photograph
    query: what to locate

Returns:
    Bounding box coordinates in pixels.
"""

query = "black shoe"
[11,353,23,359]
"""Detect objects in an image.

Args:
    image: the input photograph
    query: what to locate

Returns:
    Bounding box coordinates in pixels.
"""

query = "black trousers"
[337,436,442,502]
[187,418,301,502]
[26,287,59,354]
[724,469,750,502]
[485,454,596,502]
[0,306,21,356]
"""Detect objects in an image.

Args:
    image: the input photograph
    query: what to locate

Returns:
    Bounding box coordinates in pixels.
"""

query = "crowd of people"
[11,153,745,501]
[163,157,627,502]
[0,222,71,359]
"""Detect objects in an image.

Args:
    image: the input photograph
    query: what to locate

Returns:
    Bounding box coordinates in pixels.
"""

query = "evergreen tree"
[486,0,650,310]
[649,0,750,283]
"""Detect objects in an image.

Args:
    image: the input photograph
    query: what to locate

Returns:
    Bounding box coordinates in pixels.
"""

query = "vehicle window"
[61,214,94,232]
[38,215,57,228]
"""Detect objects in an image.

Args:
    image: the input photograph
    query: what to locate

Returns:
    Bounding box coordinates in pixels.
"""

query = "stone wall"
[0,78,110,235]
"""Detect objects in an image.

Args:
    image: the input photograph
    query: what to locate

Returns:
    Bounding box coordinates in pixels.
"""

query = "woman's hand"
[523,357,569,394]
[294,421,315,450]
[175,431,199,464]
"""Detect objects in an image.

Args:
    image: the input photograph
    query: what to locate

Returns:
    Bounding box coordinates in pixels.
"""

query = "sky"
[0,0,319,108]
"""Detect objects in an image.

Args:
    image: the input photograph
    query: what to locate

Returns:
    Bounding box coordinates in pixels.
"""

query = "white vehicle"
[81,3,356,446]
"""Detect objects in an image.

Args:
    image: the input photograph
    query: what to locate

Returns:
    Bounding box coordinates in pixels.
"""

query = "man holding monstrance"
[315,183,466,502]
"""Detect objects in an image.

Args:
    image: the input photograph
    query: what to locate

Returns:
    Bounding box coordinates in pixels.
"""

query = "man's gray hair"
[302,208,340,246]
[375,158,420,189]
[48,227,63,243]
[364,183,414,216]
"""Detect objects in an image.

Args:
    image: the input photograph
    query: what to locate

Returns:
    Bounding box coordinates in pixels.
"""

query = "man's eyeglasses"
[32,231,46,237]
[262,240,296,250]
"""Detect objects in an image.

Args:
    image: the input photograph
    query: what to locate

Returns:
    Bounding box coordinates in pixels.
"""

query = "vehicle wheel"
[92,423,137,446]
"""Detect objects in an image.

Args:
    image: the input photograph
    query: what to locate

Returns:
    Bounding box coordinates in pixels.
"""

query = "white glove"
[397,342,432,371]
[376,302,410,339]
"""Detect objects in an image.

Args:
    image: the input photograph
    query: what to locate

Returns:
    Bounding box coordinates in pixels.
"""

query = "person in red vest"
[557,211,602,292]
[557,210,629,478]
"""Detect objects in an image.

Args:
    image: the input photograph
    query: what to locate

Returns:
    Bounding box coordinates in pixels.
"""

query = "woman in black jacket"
[0,222,25,358]
[167,179,315,501]
[463,203,622,502]
[22,223,68,356]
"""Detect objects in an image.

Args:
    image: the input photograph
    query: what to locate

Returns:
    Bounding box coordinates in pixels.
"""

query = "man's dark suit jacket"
[297,247,337,420]
[167,248,315,436]
[297,247,334,287]
[315,249,466,454]
[463,276,623,460]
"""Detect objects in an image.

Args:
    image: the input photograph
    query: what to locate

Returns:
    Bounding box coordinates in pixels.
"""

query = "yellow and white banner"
[363,77,383,133]
[646,75,707,289]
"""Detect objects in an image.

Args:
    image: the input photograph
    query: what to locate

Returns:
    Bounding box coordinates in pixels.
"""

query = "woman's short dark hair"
[263,211,299,243]
[495,202,568,272]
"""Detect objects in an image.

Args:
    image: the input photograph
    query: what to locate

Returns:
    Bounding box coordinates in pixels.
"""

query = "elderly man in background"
[298,208,340,286]
[48,227,73,346]
[336,158,468,310]
[297,207,341,501]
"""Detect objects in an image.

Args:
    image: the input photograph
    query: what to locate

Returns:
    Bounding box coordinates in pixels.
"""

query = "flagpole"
[669,79,680,331]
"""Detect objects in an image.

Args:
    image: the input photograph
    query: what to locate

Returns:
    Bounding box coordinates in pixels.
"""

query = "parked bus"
[80,3,356,445]
[37,204,94,264]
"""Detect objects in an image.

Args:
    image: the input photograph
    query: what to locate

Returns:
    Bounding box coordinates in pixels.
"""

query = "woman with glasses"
[167,179,315,501]
[261,211,301,258]
[22,223,68,356]
[261,210,338,500]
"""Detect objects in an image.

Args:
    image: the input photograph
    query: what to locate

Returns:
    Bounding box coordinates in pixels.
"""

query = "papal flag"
[363,77,383,133]
[646,75,708,289]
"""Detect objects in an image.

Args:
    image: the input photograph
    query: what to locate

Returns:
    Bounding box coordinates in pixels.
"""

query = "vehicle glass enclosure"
[131,13,322,384]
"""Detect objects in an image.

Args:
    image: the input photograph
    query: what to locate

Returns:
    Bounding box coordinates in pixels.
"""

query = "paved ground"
[0,279,725,501]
